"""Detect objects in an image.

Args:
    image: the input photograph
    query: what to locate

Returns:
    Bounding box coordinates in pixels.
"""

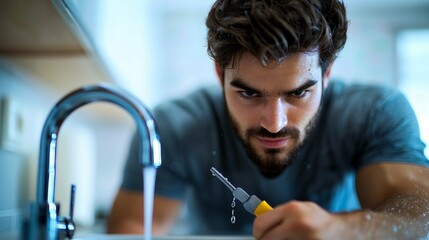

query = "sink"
[74,235,253,240]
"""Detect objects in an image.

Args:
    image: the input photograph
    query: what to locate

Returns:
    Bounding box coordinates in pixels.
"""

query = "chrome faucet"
[23,84,161,239]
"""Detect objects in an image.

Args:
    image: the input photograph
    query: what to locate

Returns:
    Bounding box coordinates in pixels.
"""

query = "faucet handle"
[58,184,76,239]
[69,184,76,220]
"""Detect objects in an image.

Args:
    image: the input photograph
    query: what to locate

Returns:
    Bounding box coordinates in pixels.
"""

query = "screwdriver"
[210,167,273,216]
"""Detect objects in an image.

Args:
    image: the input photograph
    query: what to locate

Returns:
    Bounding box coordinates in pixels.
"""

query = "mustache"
[247,127,300,139]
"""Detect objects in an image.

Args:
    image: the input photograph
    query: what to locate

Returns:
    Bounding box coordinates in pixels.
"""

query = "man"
[108,0,429,238]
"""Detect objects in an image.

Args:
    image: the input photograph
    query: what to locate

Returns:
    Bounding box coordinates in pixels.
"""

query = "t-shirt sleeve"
[120,103,189,200]
[356,89,429,168]
[120,131,144,192]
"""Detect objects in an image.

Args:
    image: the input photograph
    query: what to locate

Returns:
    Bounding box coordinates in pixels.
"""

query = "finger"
[253,207,288,239]
[253,212,277,239]
[254,201,321,240]
[258,219,294,240]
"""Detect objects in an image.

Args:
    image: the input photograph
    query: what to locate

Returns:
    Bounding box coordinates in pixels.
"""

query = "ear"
[322,62,334,89]
[215,62,224,85]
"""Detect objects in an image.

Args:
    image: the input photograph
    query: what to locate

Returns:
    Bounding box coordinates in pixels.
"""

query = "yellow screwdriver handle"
[253,200,273,216]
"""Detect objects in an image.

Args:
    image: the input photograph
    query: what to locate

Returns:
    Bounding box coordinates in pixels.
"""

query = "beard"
[227,106,320,178]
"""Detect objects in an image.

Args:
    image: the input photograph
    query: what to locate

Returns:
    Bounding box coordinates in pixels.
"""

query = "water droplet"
[230,197,236,224]
[212,150,217,155]
[231,215,236,224]
[231,198,236,208]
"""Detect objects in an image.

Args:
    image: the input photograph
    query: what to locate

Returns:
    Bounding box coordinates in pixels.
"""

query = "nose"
[260,98,288,133]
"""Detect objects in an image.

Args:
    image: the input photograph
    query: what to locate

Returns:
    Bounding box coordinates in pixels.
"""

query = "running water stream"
[143,167,157,240]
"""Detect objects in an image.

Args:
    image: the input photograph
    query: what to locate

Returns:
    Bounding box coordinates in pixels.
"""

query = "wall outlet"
[1,97,25,151]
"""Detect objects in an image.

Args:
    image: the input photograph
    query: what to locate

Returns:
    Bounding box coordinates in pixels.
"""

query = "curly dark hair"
[206,0,348,75]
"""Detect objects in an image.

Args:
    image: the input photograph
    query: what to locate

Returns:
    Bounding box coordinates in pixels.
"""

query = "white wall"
[0,59,134,235]
[0,59,55,200]
[0,59,55,237]
[334,5,429,85]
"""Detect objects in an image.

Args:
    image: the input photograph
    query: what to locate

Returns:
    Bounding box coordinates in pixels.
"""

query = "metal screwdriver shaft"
[210,167,273,216]
[210,167,236,192]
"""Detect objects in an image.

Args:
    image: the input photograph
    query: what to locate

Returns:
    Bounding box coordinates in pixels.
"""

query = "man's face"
[221,52,326,177]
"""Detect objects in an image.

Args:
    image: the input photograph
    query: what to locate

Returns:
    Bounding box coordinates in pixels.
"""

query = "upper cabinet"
[0,0,112,97]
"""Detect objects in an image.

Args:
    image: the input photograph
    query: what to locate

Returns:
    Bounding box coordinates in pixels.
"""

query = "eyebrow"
[230,78,318,95]
[231,79,259,93]
[286,79,318,95]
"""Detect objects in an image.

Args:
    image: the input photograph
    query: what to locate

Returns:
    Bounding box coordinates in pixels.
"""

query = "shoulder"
[153,85,224,128]
[322,81,428,167]
[322,81,411,127]
[324,81,403,110]
[154,86,223,116]
[151,85,231,153]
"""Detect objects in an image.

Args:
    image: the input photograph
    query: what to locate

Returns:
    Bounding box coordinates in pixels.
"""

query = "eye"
[239,89,259,98]
[290,89,310,98]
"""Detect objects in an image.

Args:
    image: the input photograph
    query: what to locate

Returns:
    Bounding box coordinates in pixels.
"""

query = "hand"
[253,200,341,240]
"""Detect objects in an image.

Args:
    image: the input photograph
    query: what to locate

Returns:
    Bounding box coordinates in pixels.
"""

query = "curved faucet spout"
[27,84,161,239]
[37,84,161,203]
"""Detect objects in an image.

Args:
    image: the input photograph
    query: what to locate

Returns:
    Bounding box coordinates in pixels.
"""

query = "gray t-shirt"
[122,81,429,235]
